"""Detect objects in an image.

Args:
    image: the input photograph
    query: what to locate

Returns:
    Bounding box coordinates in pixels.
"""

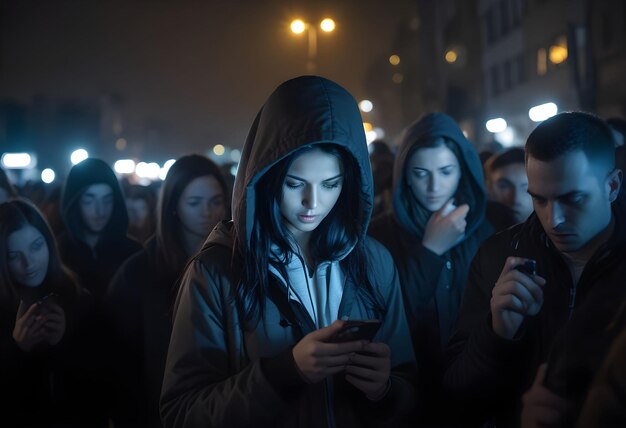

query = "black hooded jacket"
[443,197,626,426]
[58,158,141,301]
[368,112,493,425]
[160,76,417,428]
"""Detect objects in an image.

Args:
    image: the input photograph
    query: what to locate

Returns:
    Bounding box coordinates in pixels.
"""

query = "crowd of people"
[1,75,625,427]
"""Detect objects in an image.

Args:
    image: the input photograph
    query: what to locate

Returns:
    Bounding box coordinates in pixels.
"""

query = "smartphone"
[37,292,60,308]
[328,319,382,343]
[514,259,537,276]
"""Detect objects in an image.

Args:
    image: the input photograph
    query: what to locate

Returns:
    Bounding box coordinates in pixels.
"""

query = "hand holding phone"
[327,319,382,343]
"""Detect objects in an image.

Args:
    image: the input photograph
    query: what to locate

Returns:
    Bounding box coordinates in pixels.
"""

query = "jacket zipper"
[568,283,577,319]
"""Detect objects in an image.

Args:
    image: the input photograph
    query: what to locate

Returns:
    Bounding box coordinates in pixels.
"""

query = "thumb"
[17,300,27,317]
[533,363,548,387]
[311,319,346,340]
[437,198,455,215]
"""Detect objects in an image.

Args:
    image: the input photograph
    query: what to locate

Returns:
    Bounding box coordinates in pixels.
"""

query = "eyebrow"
[286,173,343,182]
[527,190,584,199]
[83,192,114,198]
[412,165,456,170]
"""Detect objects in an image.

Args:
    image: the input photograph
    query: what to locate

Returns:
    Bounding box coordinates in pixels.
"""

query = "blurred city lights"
[320,18,335,33]
[41,168,56,184]
[445,50,458,63]
[549,37,568,64]
[529,102,558,122]
[495,127,515,147]
[114,159,136,174]
[115,138,127,151]
[359,100,373,113]
[230,149,241,163]
[290,19,306,34]
[363,122,373,133]
[135,162,161,180]
[160,159,176,180]
[70,149,89,165]
[373,127,385,139]
[389,55,400,66]
[1,153,33,169]
[486,118,508,133]
[392,73,404,84]
[213,144,226,156]
[366,130,378,144]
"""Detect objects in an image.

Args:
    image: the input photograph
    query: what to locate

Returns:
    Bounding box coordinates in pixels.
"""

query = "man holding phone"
[444,112,626,426]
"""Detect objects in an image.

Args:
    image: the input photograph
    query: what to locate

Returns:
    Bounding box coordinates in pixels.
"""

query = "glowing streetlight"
[213,144,225,156]
[70,149,88,165]
[41,168,56,184]
[320,18,335,33]
[363,122,373,133]
[289,17,336,73]
[290,19,306,34]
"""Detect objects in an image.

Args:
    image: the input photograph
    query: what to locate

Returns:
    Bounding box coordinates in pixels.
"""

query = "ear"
[606,168,622,202]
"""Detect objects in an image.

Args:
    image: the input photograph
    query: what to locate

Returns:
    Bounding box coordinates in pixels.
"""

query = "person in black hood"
[160,76,417,428]
[444,112,625,427]
[105,154,229,427]
[58,158,142,302]
[368,112,493,426]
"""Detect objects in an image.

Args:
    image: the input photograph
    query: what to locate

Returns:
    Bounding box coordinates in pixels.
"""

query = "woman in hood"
[368,112,494,426]
[160,76,416,428]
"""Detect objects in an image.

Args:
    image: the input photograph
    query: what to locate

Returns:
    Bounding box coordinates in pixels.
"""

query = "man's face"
[79,183,114,234]
[527,151,616,254]
[490,163,533,223]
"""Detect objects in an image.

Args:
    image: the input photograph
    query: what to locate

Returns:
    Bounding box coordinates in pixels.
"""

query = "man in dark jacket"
[444,112,624,426]
[58,158,142,302]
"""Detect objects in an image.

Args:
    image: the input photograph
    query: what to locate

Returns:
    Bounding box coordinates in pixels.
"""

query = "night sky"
[1,0,417,161]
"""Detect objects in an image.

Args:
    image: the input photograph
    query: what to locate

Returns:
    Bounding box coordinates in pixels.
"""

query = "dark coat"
[160,76,417,428]
[0,281,96,427]
[444,198,626,427]
[368,112,493,426]
[104,237,180,428]
[58,158,142,302]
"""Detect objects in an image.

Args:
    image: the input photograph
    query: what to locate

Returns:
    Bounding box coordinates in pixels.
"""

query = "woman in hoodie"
[160,76,416,428]
[0,199,93,426]
[105,154,229,428]
[368,112,493,426]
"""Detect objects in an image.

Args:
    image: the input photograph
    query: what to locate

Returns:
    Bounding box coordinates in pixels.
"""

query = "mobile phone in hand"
[514,259,537,276]
[328,319,382,343]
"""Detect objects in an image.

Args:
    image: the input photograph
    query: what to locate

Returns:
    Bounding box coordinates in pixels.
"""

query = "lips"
[298,214,318,223]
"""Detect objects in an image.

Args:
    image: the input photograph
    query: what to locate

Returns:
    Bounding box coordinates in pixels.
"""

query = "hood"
[61,158,129,242]
[217,76,372,253]
[391,112,487,239]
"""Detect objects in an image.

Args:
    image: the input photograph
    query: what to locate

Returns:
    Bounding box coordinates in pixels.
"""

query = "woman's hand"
[293,320,367,384]
[12,300,46,352]
[344,342,391,401]
[40,302,66,346]
[422,199,469,255]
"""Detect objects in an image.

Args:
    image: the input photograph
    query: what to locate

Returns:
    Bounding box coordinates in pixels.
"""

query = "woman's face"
[280,148,344,241]
[406,145,461,212]
[6,224,50,288]
[177,175,226,239]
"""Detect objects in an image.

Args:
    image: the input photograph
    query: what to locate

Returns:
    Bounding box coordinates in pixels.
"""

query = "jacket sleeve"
[159,258,305,428]
[360,239,419,425]
[442,241,528,422]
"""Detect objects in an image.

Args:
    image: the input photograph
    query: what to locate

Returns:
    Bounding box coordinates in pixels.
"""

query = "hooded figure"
[160,76,417,428]
[58,158,141,302]
[368,112,493,426]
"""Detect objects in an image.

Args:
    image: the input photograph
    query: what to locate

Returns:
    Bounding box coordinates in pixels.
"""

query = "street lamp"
[290,18,335,73]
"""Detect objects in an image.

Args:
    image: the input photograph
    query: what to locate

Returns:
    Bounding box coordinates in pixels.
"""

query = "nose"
[427,174,439,192]
[95,199,103,216]
[302,184,318,210]
[548,201,565,229]
[201,201,212,218]
[20,253,34,270]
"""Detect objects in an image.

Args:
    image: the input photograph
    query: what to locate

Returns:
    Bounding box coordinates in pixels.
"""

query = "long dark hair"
[0,199,79,310]
[235,144,385,328]
[156,154,229,275]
